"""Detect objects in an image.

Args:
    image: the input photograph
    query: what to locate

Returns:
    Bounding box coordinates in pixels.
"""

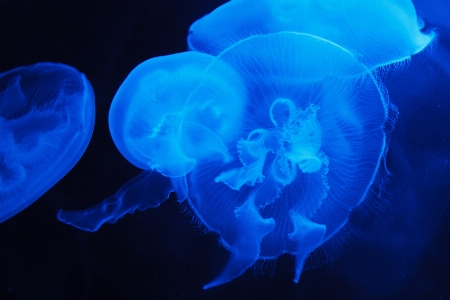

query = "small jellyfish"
[187,0,435,68]
[0,62,95,223]
[58,32,395,288]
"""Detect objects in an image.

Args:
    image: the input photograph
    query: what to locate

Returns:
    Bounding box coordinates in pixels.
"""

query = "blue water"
[0,0,449,299]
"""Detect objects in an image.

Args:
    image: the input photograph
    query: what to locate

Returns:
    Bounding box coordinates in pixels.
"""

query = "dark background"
[0,1,449,299]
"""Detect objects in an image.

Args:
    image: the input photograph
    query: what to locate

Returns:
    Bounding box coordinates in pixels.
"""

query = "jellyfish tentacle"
[215,128,284,190]
[283,152,329,283]
[57,170,173,231]
[203,195,275,289]
[288,210,326,283]
[170,176,188,202]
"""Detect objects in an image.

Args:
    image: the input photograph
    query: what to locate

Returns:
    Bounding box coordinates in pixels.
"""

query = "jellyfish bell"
[109,51,246,178]
[187,0,435,68]
[0,62,95,223]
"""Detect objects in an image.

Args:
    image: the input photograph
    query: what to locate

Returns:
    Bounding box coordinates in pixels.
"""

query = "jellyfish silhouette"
[58,31,396,288]
[0,63,95,223]
[187,0,435,68]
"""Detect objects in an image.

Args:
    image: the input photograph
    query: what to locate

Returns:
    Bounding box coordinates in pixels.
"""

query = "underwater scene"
[0,0,449,299]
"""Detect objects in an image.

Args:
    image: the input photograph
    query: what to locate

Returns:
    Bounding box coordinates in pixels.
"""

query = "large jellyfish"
[0,63,95,223]
[187,32,392,288]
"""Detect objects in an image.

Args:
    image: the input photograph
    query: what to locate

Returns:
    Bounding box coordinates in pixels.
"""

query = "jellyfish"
[58,31,395,288]
[0,62,95,223]
[187,0,435,68]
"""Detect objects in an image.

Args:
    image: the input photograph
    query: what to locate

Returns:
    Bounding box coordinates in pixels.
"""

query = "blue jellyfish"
[186,32,393,288]
[58,31,394,288]
[187,0,435,68]
[0,62,95,223]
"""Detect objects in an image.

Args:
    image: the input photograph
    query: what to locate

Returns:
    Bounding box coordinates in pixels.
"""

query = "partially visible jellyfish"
[0,63,95,223]
[58,31,395,288]
[187,0,435,68]
[108,51,245,178]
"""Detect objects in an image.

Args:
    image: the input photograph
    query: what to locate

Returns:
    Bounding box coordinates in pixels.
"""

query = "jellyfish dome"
[108,51,245,178]
[0,62,95,223]
[187,0,435,68]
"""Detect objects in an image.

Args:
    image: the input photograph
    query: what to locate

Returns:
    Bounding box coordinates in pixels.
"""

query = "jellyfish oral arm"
[288,210,326,283]
[57,170,177,231]
[216,100,323,190]
[214,132,270,190]
[208,97,329,285]
[203,196,275,289]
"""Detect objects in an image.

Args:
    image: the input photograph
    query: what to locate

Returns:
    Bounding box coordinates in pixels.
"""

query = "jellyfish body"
[187,0,435,68]
[0,63,95,223]
[186,32,389,288]
[58,31,391,288]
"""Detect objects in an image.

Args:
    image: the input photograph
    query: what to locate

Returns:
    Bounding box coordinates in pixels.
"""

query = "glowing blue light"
[57,0,434,289]
[188,0,435,68]
[0,62,95,223]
